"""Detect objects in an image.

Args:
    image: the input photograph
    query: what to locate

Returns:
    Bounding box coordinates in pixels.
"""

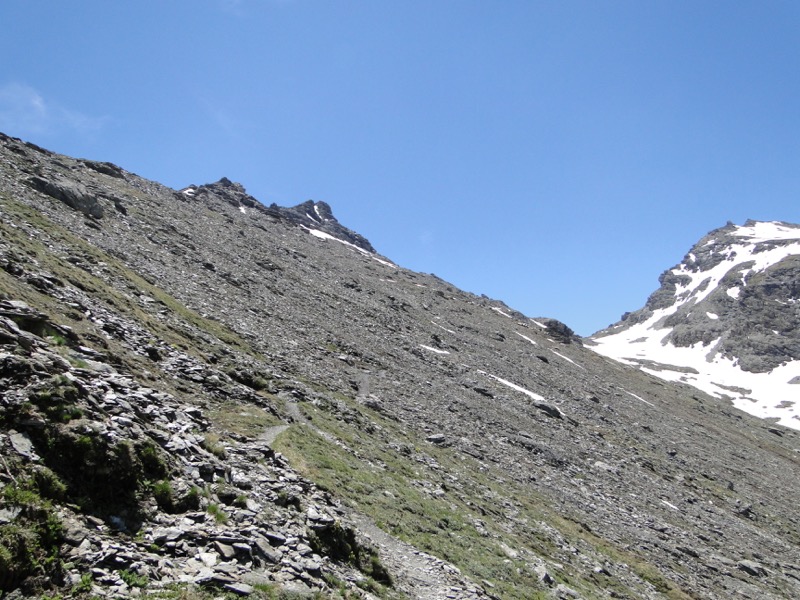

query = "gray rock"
[263,531,287,546]
[26,175,104,218]
[738,559,768,577]
[534,564,554,585]
[224,582,254,596]
[426,433,447,444]
[214,541,237,561]
[197,552,217,567]
[9,430,39,460]
[0,506,22,524]
[252,536,282,564]
[152,527,184,545]
[553,583,581,598]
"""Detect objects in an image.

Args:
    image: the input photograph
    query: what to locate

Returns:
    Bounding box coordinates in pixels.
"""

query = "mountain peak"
[278,199,376,253]
[180,180,377,254]
[590,219,800,429]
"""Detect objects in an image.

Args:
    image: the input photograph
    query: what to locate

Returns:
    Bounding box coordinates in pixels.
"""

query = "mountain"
[589,220,800,431]
[1,131,800,600]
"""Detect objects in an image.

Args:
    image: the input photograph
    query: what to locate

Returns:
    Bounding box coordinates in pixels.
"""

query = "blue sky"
[2,1,799,335]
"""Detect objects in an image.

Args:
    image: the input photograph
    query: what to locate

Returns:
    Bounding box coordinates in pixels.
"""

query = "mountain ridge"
[181,177,378,255]
[2,131,800,600]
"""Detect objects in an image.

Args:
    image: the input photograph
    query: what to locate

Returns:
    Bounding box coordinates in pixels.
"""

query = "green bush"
[309,521,392,587]
[73,572,93,594]
[28,375,82,422]
[138,441,169,480]
[200,433,227,459]
[119,568,148,588]
[153,480,174,511]
[180,486,202,512]
[30,466,67,501]
[0,485,63,592]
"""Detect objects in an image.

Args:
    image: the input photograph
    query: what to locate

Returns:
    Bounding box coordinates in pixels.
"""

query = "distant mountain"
[589,220,800,430]
[2,131,800,600]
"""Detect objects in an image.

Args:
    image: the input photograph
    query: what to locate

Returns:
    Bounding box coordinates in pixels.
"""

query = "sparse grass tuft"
[206,503,228,524]
[201,433,227,458]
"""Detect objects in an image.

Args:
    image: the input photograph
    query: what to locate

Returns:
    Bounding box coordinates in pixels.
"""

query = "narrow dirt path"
[259,424,289,446]
[348,513,491,600]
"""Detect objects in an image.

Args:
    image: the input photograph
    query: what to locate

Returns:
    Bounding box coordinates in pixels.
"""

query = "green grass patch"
[120,568,149,588]
[207,401,282,438]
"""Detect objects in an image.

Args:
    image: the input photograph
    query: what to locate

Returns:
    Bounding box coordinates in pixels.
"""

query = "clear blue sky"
[2,1,799,335]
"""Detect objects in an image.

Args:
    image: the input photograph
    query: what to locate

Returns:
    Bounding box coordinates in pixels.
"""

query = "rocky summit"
[1,131,799,600]
[589,220,800,430]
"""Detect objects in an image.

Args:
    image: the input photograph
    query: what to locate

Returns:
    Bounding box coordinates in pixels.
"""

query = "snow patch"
[432,320,457,335]
[622,389,655,408]
[531,320,548,329]
[591,222,800,430]
[303,227,397,269]
[491,307,513,319]
[515,332,537,346]
[550,349,584,369]
[668,232,800,308]
[661,500,680,511]
[593,326,800,429]
[420,345,449,355]
[372,256,397,268]
[239,206,247,214]
[477,370,545,401]
[731,221,800,242]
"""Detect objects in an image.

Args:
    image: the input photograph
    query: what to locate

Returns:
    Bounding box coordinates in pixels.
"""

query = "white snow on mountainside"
[588,221,800,430]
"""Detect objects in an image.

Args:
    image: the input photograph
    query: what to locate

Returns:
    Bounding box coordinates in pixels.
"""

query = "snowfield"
[590,221,800,430]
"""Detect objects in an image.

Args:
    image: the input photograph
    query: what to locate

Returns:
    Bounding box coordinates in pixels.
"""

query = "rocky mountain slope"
[589,220,800,431]
[1,131,800,600]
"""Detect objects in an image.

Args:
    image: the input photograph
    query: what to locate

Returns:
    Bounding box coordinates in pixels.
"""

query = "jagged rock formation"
[2,132,800,600]
[181,179,376,253]
[589,220,800,430]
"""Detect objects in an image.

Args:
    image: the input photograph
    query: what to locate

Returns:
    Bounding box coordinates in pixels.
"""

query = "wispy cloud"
[200,98,248,141]
[0,82,108,138]
[418,229,435,247]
